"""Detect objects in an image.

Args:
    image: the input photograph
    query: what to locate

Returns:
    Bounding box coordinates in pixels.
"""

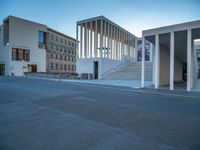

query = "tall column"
[107,23,110,58]
[76,23,79,58]
[187,28,192,91]
[90,21,92,58]
[110,24,113,59]
[94,20,98,58]
[104,21,107,58]
[141,36,145,88]
[113,26,116,59]
[80,24,83,58]
[134,38,138,62]
[85,22,88,58]
[116,28,118,60]
[128,34,130,58]
[155,34,160,89]
[99,18,103,79]
[170,32,174,90]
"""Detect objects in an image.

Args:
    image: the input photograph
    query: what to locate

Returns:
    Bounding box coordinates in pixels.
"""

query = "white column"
[76,23,79,58]
[155,34,160,89]
[110,24,113,59]
[134,38,138,62]
[94,20,97,58]
[85,22,88,58]
[141,36,145,88]
[113,26,116,59]
[170,32,174,90]
[90,21,92,58]
[187,28,192,91]
[107,23,110,58]
[80,24,83,58]
[116,28,118,60]
[100,19,103,58]
[104,21,106,57]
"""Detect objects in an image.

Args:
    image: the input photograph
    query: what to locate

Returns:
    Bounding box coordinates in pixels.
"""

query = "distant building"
[46,28,77,76]
[0,16,77,76]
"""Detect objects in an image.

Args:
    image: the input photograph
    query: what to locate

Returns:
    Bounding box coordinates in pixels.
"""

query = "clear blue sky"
[0,0,199,37]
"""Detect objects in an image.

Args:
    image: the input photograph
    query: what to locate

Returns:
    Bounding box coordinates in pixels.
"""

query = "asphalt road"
[0,77,200,150]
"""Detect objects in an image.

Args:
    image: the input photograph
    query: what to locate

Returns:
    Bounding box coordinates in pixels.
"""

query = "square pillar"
[170,32,174,90]
[141,36,145,88]
[155,34,160,89]
[90,21,92,58]
[187,28,192,91]
[80,24,83,58]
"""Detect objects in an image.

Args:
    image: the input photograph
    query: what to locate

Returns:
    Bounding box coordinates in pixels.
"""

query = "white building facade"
[76,16,137,79]
[0,16,47,76]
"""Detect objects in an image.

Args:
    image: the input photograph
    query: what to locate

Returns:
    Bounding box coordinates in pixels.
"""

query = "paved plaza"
[0,77,200,150]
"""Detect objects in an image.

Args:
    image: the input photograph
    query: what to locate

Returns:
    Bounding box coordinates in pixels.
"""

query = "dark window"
[38,31,46,49]
[68,65,71,71]
[56,46,58,51]
[64,64,67,70]
[56,36,58,42]
[3,19,9,46]
[50,63,53,70]
[61,38,62,43]
[56,55,58,59]
[65,40,66,45]
[12,48,30,61]
[51,54,53,59]
[56,63,58,70]
[60,64,63,70]
[72,42,74,47]
[60,55,62,60]
[64,56,67,61]
[68,41,71,46]
[51,35,54,40]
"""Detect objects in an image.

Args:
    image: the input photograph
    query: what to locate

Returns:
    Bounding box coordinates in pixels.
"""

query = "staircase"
[103,61,153,80]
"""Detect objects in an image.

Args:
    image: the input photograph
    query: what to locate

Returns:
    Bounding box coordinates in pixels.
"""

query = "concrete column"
[113,26,116,59]
[170,32,174,90]
[128,34,130,58]
[187,28,192,91]
[80,24,83,58]
[155,34,160,89]
[141,36,145,88]
[76,23,79,58]
[85,22,87,58]
[90,21,92,58]
[104,21,107,58]
[100,19,103,58]
[94,20,97,58]
[116,28,118,60]
[135,38,138,62]
[107,23,110,58]
[110,25,113,59]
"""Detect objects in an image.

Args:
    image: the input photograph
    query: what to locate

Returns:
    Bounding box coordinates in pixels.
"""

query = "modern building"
[0,16,77,76]
[46,28,77,76]
[141,20,200,91]
[76,16,138,79]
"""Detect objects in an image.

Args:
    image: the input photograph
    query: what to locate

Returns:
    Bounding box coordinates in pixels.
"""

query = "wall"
[77,58,124,79]
[8,16,47,76]
[159,45,170,85]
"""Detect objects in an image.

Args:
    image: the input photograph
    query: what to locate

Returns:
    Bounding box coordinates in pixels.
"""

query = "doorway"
[93,61,98,79]
[0,64,5,76]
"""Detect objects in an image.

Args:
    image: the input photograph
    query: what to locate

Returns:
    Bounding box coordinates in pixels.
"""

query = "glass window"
[56,36,58,42]
[38,31,46,49]
[18,49,23,61]
[64,64,67,70]
[51,35,54,40]
[12,48,17,60]
[51,63,53,70]
[61,38,62,43]
[51,54,53,59]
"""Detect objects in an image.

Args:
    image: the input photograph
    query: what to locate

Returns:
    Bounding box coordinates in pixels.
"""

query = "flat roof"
[143,20,200,36]
[77,15,137,38]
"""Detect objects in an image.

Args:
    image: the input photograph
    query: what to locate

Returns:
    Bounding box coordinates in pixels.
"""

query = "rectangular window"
[38,31,46,49]
[12,48,30,61]
[50,63,53,70]
[51,54,53,59]
[61,38,62,43]
[3,19,9,46]
[56,36,58,42]
[64,64,67,70]
[51,35,54,41]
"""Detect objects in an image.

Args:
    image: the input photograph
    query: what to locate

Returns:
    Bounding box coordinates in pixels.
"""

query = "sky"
[0,0,200,38]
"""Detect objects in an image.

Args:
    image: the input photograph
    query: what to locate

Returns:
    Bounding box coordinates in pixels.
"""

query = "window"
[3,19,9,46]
[72,42,74,47]
[61,38,62,43]
[51,34,54,41]
[56,36,58,42]
[64,56,67,61]
[72,51,74,55]
[38,31,46,49]
[56,63,58,70]
[68,41,71,46]
[56,55,58,59]
[64,64,67,71]
[51,54,53,59]
[12,48,30,61]
[65,40,66,45]
[68,56,70,61]
[68,65,71,71]
[64,49,67,53]
[60,55,62,60]
[60,64,63,70]
[56,46,58,51]
[50,63,53,70]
